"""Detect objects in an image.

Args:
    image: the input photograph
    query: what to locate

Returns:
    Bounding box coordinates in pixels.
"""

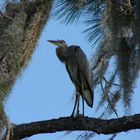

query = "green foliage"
[52,0,105,45]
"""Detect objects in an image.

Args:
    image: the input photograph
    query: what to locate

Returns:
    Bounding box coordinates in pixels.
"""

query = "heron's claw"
[76,113,84,117]
[70,112,84,118]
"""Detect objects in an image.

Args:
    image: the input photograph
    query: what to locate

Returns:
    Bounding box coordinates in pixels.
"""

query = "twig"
[0,11,4,17]
[91,52,114,71]
[102,75,120,87]
[109,134,117,140]
[91,54,106,71]
[120,1,133,9]
[2,122,15,140]
[5,128,11,140]
[0,10,13,21]
[100,81,118,117]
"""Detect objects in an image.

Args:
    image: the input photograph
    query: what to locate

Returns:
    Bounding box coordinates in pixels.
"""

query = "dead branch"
[100,81,118,117]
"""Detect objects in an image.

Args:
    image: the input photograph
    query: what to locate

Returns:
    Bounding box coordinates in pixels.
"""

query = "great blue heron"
[48,40,93,116]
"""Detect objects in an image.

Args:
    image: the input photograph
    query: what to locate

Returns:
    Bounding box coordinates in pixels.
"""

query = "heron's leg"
[76,94,80,115]
[82,98,84,116]
[71,93,78,117]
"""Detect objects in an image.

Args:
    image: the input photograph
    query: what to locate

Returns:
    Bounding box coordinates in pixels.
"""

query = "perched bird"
[48,40,93,116]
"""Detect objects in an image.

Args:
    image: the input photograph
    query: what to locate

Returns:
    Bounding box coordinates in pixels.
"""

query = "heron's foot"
[70,112,84,118]
[76,113,84,117]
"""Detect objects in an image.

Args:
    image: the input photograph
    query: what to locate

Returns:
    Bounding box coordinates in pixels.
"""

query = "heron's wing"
[75,46,94,107]
[65,64,81,92]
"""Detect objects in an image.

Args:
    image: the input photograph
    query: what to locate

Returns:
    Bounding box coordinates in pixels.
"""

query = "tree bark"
[9,114,140,140]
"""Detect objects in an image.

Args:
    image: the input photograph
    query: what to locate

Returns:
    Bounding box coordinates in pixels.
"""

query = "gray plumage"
[48,40,93,116]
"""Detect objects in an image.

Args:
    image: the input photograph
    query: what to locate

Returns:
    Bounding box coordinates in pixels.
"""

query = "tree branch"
[10,114,140,140]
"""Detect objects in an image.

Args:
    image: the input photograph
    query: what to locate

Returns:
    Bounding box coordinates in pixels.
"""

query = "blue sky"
[4,9,140,140]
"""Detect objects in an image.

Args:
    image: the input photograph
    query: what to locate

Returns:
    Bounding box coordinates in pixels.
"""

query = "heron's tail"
[83,89,93,107]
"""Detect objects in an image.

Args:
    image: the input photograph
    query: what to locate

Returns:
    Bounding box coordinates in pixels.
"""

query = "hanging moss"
[0,0,52,137]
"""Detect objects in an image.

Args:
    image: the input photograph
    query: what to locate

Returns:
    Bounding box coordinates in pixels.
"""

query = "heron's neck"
[56,46,69,63]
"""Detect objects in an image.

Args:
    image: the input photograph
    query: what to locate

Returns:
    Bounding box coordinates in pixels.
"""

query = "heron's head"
[48,40,68,48]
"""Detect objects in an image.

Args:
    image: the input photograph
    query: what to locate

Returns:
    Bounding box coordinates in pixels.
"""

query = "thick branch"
[10,114,140,140]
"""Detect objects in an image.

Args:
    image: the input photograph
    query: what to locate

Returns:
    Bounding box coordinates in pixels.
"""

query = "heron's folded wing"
[75,46,94,107]
[65,64,81,91]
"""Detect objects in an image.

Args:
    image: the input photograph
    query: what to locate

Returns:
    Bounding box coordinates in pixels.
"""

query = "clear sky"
[4,7,140,140]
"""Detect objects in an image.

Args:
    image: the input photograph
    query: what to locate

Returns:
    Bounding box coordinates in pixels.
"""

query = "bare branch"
[102,75,120,87]
[9,114,140,140]
[100,81,118,117]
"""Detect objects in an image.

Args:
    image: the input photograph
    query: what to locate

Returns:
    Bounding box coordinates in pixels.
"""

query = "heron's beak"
[48,40,60,47]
